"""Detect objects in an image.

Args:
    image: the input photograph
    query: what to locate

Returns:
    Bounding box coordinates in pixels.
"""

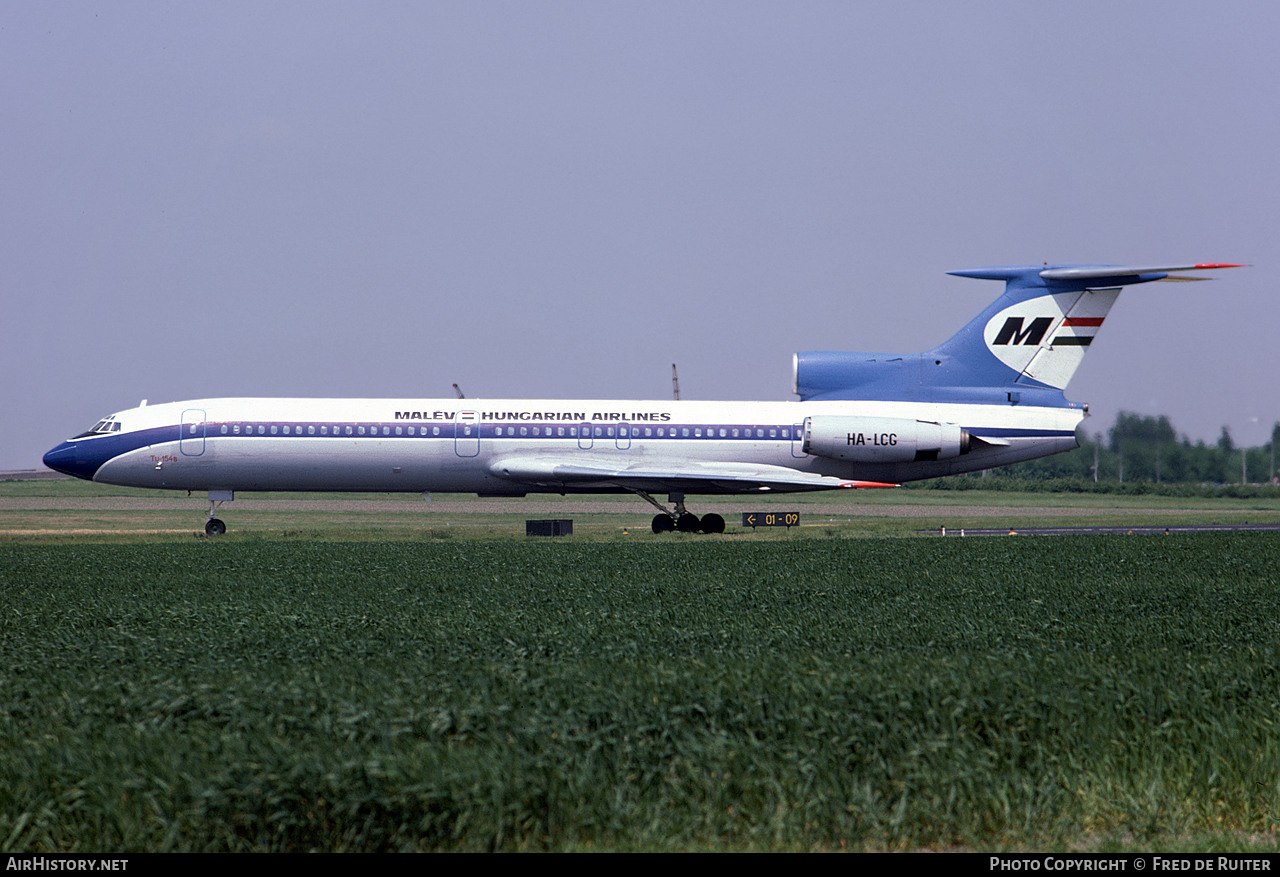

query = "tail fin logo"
[992,316,1053,347]
[982,288,1121,389]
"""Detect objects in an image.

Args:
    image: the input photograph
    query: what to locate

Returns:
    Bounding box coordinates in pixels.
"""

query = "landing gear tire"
[700,513,725,534]
[636,492,723,535]
[676,513,701,533]
[205,518,227,536]
[651,514,675,534]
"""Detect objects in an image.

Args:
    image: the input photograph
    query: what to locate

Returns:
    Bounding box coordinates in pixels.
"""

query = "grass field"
[2,478,1279,851]
[3,475,1279,541]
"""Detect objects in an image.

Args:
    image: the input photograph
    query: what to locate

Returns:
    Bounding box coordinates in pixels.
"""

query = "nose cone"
[43,441,102,481]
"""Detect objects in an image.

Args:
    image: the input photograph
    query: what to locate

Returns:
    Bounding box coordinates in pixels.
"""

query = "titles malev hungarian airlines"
[44,262,1242,535]
[394,410,675,423]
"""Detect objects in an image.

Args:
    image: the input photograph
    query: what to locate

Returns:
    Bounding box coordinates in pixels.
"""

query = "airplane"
[43,262,1242,535]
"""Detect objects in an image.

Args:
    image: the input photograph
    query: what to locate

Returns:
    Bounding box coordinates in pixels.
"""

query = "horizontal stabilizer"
[1036,263,1245,283]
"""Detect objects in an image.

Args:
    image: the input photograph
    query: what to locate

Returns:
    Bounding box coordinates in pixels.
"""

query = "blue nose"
[43,441,102,481]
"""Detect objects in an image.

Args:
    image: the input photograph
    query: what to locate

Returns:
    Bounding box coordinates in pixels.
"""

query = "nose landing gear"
[203,490,234,536]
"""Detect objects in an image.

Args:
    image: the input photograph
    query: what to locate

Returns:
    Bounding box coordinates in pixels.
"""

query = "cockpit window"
[72,416,121,439]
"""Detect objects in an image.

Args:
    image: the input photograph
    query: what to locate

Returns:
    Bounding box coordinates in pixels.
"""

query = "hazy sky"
[4,1,1277,470]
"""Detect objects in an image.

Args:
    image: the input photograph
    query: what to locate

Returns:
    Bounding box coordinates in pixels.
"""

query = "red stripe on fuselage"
[1062,317,1104,327]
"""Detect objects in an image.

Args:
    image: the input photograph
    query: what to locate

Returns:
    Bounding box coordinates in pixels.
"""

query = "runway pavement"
[928,523,1280,536]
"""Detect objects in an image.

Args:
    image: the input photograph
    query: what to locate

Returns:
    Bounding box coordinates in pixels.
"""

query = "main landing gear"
[635,491,726,535]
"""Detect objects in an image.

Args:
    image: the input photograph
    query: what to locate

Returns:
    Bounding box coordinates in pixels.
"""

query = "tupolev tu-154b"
[44,262,1242,535]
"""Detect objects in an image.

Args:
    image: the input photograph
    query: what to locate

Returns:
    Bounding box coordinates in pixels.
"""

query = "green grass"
[3,477,1278,542]
[2,535,1279,851]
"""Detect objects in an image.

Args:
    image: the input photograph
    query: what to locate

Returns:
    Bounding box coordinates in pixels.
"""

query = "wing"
[487,455,896,494]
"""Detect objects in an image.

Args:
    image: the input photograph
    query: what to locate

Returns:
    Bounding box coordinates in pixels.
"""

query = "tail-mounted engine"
[802,415,972,463]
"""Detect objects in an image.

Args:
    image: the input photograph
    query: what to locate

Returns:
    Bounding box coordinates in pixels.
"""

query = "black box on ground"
[526,519,573,537]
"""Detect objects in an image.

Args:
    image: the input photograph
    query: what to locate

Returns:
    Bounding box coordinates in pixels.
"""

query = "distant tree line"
[913,412,1280,495]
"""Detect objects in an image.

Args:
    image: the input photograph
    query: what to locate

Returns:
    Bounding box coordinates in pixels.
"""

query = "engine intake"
[802,416,971,463]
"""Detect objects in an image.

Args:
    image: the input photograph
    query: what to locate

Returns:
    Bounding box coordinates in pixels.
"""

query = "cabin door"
[454,411,480,457]
[791,422,807,458]
[180,409,206,456]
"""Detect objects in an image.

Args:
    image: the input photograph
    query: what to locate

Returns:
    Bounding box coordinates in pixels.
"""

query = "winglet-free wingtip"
[1156,263,1249,282]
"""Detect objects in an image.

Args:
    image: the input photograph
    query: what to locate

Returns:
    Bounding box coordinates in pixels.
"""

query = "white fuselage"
[59,396,1084,495]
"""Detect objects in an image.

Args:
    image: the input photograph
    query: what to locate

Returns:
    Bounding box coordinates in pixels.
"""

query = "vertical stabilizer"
[794,263,1242,403]
[934,263,1243,392]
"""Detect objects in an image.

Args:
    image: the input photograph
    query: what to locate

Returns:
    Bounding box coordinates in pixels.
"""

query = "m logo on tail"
[982,288,1121,389]
[992,316,1054,346]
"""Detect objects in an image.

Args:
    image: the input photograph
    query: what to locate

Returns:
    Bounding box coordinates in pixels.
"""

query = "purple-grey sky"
[5,2,1277,470]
